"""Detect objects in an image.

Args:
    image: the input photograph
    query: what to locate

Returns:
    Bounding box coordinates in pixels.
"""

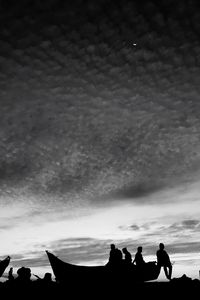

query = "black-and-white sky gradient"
[0,0,200,280]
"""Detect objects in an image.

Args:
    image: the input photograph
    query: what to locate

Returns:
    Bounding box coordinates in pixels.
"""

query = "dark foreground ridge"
[0,275,200,300]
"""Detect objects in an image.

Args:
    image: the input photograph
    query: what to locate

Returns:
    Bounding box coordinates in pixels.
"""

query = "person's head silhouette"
[122,247,127,253]
[110,244,115,250]
[137,246,142,253]
[43,272,52,282]
[159,243,165,250]
[17,267,31,281]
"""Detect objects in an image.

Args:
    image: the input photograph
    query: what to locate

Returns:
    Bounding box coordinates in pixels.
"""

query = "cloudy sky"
[0,0,200,280]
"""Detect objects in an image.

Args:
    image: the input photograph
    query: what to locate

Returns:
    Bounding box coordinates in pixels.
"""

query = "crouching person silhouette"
[122,247,132,265]
[133,246,145,267]
[156,243,172,280]
[108,244,123,267]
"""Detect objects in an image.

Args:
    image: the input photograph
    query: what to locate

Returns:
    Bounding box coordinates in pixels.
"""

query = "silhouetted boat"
[46,251,160,283]
[0,256,10,277]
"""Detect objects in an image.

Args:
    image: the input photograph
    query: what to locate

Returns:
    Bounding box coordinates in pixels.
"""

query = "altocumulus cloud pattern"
[0,0,200,206]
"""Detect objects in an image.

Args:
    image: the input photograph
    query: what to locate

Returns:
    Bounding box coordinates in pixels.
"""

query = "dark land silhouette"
[0,269,200,300]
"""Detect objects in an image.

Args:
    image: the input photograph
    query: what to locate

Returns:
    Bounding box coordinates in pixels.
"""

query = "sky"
[0,0,200,280]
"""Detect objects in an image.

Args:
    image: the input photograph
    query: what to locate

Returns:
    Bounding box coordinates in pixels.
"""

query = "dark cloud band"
[0,0,200,204]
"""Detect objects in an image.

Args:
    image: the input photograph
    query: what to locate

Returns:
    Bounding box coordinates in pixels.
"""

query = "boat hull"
[0,256,10,277]
[46,251,160,283]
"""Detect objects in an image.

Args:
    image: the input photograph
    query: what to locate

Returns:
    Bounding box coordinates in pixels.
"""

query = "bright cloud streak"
[0,181,200,279]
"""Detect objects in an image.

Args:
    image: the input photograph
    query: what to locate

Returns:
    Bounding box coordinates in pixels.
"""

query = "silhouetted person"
[156,243,172,280]
[109,244,122,266]
[16,267,31,283]
[109,244,116,264]
[133,246,145,266]
[34,272,52,284]
[43,272,52,282]
[8,267,14,281]
[122,247,132,264]
[116,248,122,262]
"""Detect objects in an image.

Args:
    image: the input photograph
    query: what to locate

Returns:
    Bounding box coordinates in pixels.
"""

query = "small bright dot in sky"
[133,43,137,46]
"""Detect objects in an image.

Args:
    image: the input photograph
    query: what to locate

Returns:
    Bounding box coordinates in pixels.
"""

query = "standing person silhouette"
[8,267,14,281]
[109,244,116,265]
[156,243,172,280]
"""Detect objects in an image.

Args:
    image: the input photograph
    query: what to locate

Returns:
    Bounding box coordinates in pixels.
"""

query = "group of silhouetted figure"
[107,243,172,280]
[0,266,58,298]
[0,242,172,288]
[6,266,53,285]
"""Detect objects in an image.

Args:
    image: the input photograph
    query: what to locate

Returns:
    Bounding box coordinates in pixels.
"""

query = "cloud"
[10,251,50,268]
[8,235,200,271]
[168,220,200,232]
[181,220,200,229]
[0,0,199,207]
[121,224,140,231]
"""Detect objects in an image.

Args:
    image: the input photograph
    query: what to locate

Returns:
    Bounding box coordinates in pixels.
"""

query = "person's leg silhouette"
[163,266,169,279]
